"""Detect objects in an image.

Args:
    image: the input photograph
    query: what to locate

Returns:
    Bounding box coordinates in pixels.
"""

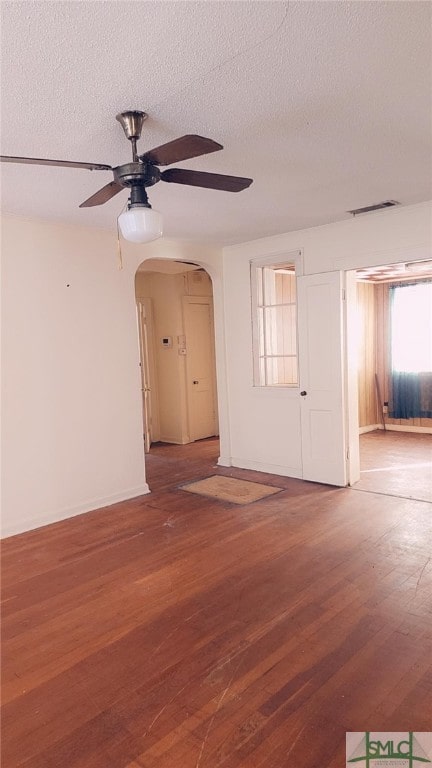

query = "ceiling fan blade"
[140,135,223,166]
[79,181,124,208]
[161,168,253,192]
[0,155,112,171]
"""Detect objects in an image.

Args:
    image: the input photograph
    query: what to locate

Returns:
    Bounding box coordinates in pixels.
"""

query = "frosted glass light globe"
[118,206,163,243]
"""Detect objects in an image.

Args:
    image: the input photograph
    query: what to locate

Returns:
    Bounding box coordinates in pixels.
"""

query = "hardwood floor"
[357,429,432,503]
[2,438,431,767]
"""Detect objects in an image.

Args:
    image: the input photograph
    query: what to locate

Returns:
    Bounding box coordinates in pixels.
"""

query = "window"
[252,259,298,386]
[390,281,432,373]
[389,280,432,420]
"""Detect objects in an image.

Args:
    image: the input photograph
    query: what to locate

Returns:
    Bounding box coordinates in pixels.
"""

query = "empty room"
[1,2,431,767]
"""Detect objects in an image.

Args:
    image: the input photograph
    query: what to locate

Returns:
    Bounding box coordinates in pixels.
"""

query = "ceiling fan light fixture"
[118,205,163,244]
[1,111,253,232]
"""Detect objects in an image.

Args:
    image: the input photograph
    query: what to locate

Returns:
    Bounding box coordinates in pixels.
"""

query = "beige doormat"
[180,475,283,504]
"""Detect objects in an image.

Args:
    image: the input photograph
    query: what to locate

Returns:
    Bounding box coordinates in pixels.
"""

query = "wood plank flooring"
[357,430,432,503]
[1,438,431,767]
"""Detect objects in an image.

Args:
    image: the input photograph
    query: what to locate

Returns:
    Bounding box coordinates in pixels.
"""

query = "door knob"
[193,380,199,385]
[300,390,307,396]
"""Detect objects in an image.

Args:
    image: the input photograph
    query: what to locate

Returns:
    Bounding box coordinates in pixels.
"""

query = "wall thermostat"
[161,337,172,348]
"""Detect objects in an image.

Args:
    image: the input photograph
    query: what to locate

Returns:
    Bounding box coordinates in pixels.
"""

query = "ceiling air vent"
[348,200,400,216]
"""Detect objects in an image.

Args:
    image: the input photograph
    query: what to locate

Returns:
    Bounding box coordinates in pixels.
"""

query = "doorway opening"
[134,259,219,461]
[350,260,432,502]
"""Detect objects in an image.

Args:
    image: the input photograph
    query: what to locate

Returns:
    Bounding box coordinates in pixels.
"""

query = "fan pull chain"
[116,201,128,270]
[117,222,123,270]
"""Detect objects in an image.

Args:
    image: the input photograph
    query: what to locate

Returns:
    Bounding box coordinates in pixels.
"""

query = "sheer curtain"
[390,281,432,419]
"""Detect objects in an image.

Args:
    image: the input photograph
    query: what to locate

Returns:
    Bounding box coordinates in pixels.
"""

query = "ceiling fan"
[0,110,253,243]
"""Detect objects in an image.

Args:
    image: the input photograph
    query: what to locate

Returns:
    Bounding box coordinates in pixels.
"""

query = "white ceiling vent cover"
[348,200,400,216]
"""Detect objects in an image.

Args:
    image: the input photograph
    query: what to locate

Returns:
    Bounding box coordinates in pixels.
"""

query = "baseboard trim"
[1,483,151,539]
[360,424,432,435]
[229,456,303,479]
[217,456,232,467]
[382,424,432,434]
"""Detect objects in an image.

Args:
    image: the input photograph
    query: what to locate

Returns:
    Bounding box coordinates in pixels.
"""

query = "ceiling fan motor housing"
[113,162,160,189]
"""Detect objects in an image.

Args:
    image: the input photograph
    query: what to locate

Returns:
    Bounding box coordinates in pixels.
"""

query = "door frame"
[345,262,432,488]
[344,270,361,485]
[136,296,160,451]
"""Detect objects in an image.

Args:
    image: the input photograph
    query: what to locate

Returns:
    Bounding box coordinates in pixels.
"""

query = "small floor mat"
[180,475,283,504]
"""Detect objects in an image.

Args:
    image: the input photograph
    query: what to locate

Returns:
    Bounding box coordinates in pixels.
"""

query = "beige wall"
[1,215,222,536]
[1,215,148,536]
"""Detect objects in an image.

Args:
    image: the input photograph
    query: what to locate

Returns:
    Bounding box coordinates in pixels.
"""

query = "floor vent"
[348,200,400,216]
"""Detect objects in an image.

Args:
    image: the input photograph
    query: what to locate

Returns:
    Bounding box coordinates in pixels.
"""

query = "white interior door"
[297,271,347,486]
[137,298,160,452]
[183,297,218,442]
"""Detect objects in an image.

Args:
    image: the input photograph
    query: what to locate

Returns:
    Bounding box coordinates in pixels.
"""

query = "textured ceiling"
[1,1,431,245]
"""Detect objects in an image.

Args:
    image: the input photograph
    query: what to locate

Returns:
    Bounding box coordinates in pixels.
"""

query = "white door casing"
[137,297,160,452]
[297,271,347,486]
[344,270,360,485]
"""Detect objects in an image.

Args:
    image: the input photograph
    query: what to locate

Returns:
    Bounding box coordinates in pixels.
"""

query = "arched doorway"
[134,258,219,454]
